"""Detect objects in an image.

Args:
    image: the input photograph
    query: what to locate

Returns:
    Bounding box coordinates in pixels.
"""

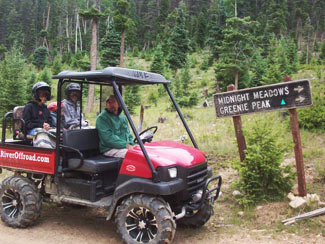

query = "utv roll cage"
[52,67,199,181]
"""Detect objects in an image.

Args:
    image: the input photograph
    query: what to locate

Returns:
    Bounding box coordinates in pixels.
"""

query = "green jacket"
[96,109,134,153]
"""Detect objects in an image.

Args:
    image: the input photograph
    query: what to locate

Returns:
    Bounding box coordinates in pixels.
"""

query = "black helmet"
[32,81,51,100]
[65,83,81,99]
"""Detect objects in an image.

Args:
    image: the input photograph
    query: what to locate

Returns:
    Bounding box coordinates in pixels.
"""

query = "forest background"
[0,0,324,116]
[0,0,325,206]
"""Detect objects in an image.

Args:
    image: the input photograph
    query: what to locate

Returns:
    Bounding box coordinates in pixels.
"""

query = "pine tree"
[150,44,165,75]
[52,56,62,76]
[124,85,141,114]
[38,67,52,88]
[32,46,48,71]
[195,9,208,49]
[215,17,258,89]
[207,0,227,60]
[250,49,267,87]
[167,2,190,72]
[265,0,288,37]
[100,23,121,67]
[276,39,290,76]
[26,72,37,101]
[113,0,134,67]
[287,39,299,73]
[173,63,198,107]
[0,46,26,117]
[262,39,283,84]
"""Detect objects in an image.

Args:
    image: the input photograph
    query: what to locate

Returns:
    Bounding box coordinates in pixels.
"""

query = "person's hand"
[126,144,134,150]
[43,123,50,131]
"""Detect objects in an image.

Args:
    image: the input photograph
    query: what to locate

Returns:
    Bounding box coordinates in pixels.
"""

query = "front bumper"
[185,174,222,211]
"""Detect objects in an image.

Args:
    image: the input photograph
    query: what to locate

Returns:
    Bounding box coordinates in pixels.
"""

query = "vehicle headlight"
[168,167,177,178]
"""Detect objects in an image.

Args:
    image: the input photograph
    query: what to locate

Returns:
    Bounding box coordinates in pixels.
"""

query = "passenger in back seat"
[96,95,135,158]
[62,83,89,129]
[23,81,54,136]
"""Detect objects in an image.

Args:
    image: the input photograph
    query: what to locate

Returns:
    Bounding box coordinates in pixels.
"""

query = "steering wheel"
[134,126,158,144]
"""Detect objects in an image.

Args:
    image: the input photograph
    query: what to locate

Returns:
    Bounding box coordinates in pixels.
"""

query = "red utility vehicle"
[0,67,222,244]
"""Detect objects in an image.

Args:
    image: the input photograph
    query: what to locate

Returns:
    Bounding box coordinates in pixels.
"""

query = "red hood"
[125,140,206,168]
[120,140,206,178]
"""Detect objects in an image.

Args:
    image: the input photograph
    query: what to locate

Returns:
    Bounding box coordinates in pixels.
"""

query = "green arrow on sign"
[281,99,286,105]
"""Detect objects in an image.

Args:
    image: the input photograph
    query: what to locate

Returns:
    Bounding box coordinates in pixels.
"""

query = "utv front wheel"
[115,194,176,244]
[177,200,214,228]
[0,176,41,228]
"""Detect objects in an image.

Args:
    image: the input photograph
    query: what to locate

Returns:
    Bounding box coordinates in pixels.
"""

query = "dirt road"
[0,203,324,244]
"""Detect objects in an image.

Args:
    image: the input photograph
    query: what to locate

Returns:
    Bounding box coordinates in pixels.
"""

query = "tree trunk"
[66,14,70,53]
[235,70,239,89]
[43,3,50,48]
[120,31,125,67]
[75,12,78,53]
[85,18,98,113]
[312,29,318,52]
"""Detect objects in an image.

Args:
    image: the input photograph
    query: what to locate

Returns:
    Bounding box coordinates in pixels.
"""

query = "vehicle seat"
[13,106,33,140]
[62,129,123,174]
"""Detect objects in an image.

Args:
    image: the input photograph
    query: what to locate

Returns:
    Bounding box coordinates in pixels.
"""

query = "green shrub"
[298,82,325,131]
[148,90,158,106]
[200,55,210,71]
[233,121,295,206]
[189,55,198,68]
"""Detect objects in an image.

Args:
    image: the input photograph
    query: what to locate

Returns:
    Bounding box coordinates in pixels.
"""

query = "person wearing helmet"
[62,83,88,129]
[23,81,54,136]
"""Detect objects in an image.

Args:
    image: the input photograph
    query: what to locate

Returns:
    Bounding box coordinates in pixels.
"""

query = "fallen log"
[282,207,325,225]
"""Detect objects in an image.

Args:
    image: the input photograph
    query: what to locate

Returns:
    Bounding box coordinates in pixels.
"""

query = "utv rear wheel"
[115,194,176,244]
[0,176,41,228]
[177,200,214,228]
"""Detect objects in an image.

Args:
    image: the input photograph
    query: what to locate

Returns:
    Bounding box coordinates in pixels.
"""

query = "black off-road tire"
[0,175,42,228]
[177,200,214,228]
[115,194,176,244]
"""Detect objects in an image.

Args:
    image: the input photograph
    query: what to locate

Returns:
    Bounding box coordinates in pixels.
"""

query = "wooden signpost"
[213,79,313,196]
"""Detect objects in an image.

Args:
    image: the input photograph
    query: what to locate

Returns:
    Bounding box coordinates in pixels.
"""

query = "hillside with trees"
[1,1,325,241]
[0,0,324,121]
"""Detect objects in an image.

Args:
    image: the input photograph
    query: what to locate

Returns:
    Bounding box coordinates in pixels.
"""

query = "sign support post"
[285,79,307,197]
[288,108,307,196]
[227,84,246,162]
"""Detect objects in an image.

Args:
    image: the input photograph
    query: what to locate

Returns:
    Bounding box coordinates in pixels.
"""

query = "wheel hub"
[12,200,18,207]
[2,189,21,219]
[138,220,146,229]
[125,207,158,243]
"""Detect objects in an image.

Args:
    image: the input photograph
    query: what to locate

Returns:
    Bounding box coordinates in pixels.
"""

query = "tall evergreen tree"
[113,0,134,67]
[262,39,283,84]
[195,9,208,49]
[167,2,190,73]
[215,16,258,89]
[250,49,267,87]
[150,44,165,75]
[0,46,26,117]
[207,0,227,60]
[265,0,288,37]
[100,23,121,67]
[32,46,48,71]
[287,39,299,73]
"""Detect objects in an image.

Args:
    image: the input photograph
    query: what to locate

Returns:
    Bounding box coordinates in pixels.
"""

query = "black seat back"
[63,129,100,156]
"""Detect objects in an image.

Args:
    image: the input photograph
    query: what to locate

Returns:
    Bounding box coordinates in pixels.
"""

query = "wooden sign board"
[213,79,312,118]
